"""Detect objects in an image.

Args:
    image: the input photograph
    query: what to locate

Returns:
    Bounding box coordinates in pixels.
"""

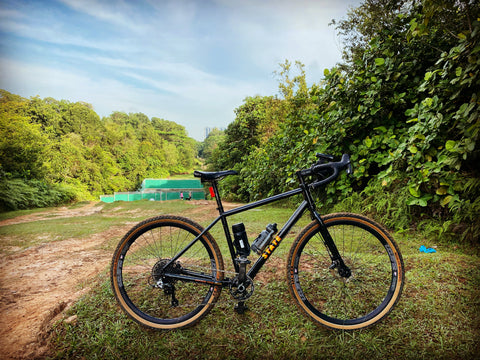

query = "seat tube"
[210,181,239,272]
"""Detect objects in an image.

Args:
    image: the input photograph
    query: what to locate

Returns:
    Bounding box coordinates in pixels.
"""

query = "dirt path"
[0,203,133,359]
[0,200,247,359]
[0,200,240,359]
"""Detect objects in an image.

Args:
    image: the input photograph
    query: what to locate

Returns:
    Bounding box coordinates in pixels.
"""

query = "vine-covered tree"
[210,0,479,242]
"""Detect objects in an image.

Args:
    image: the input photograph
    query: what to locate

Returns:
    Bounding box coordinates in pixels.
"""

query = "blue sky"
[0,0,361,140]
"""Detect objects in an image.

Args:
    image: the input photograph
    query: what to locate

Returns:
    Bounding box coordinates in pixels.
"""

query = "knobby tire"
[287,213,404,330]
[111,215,224,330]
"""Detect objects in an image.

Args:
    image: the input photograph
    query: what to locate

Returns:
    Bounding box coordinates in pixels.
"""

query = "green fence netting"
[100,179,205,203]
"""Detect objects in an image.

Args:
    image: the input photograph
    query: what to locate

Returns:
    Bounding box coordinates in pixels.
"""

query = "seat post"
[210,181,225,214]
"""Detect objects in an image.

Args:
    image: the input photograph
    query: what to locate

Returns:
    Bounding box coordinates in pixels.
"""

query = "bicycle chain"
[160,263,261,309]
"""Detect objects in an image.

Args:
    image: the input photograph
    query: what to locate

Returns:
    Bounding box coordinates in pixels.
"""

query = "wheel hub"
[150,259,182,288]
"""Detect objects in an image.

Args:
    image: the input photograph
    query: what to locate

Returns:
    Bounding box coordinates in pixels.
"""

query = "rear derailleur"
[149,258,181,307]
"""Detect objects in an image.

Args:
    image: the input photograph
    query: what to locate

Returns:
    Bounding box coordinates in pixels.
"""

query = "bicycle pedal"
[234,301,248,314]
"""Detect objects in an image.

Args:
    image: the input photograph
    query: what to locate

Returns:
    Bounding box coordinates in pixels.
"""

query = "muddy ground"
[0,200,279,359]
[0,203,121,359]
[0,201,223,359]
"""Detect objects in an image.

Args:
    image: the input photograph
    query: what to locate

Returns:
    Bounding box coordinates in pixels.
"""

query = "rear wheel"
[287,213,404,330]
[111,216,224,330]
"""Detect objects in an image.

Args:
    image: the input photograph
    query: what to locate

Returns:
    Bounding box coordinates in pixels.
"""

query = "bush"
[0,178,78,211]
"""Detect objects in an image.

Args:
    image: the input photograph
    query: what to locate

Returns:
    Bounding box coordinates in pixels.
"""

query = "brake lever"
[315,153,334,164]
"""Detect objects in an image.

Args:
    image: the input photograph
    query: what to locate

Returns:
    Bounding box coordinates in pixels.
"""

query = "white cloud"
[58,0,147,33]
[0,56,259,140]
[0,0,361,140]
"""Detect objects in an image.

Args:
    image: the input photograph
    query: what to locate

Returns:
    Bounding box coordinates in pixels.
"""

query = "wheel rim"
[292,218,401,328]
[113,220,221,328]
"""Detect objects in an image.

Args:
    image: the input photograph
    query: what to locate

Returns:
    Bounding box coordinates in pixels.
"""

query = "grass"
[0,200,199,252]
[2,200,479,359]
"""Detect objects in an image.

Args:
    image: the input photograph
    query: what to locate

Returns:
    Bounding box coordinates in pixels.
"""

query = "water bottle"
[232,223,250,257]
[251,223,278,254]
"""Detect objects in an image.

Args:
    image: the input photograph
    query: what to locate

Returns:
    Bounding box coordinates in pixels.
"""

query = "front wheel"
[287,213,404,330]
[111,215,224,330]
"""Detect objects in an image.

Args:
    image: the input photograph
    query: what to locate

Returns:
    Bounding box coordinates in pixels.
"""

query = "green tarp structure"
[100,179,205,203]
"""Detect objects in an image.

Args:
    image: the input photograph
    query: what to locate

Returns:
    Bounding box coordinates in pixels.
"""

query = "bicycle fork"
[311,211,352,278]
[298,172,351,279]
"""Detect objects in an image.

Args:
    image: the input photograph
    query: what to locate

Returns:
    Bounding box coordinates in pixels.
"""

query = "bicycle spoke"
[111,216,223,329]
[288,213,404,330]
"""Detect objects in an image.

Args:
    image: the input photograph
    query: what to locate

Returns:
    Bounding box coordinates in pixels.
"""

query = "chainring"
[229,276,254,301]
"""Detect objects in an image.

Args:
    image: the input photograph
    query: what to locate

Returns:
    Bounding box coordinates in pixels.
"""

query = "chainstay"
[161,263,261,309]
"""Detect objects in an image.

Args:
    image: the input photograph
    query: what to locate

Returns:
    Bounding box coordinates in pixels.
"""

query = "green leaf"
[409,185,421,197]
[374,126,387,133]
[422,97,433,107]
[440,195,453,207]
[445,140,456,151]
[466,140,475,151]
[365,137,373,148]
[436,186,448,195]
[375,58,385,66]
[418,198,428,207]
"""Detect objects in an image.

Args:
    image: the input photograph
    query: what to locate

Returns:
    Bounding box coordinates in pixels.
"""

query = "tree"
[218,0,479,242]
[199,128,225,160]
[0,91,199,209]
[0,91,47,179]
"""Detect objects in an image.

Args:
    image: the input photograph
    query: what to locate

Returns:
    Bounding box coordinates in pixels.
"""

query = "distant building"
[205,126,225,139]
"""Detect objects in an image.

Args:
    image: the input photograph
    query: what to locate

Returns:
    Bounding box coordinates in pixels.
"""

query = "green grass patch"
[0,206,57,221]
[2,200,479,359]
[0,200,201,252]
[51,245,480,360]
[0,216,121,250]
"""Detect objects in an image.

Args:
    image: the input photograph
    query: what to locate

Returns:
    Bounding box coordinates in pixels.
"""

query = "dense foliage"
[208,0,479,242]
[2,0,478,242]
[0,90,198,210]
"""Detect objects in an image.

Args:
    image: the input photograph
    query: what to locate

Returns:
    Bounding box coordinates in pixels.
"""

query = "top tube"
[194,153,351,214]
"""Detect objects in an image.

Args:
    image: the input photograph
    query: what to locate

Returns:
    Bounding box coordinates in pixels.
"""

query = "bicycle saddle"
[193,170,237,181]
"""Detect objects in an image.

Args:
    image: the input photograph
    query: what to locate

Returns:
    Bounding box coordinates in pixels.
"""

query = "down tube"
[248,201,308,279]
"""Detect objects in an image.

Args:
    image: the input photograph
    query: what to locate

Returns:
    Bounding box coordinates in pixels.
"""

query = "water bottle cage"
[251,223,278,254]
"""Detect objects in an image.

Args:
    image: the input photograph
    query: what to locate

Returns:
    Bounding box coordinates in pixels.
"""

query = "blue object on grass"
[419,245,436,253]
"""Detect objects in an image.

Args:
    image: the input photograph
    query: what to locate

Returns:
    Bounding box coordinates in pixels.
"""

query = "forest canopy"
[0,90,198,210]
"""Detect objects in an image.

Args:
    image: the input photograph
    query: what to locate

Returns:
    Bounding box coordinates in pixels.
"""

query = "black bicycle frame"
[164,171,348,286]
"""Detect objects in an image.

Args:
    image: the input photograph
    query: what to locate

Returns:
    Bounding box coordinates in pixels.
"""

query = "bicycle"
[110,153,404,330]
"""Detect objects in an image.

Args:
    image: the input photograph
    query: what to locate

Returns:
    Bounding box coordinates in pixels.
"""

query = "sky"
[0,0,361,141]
